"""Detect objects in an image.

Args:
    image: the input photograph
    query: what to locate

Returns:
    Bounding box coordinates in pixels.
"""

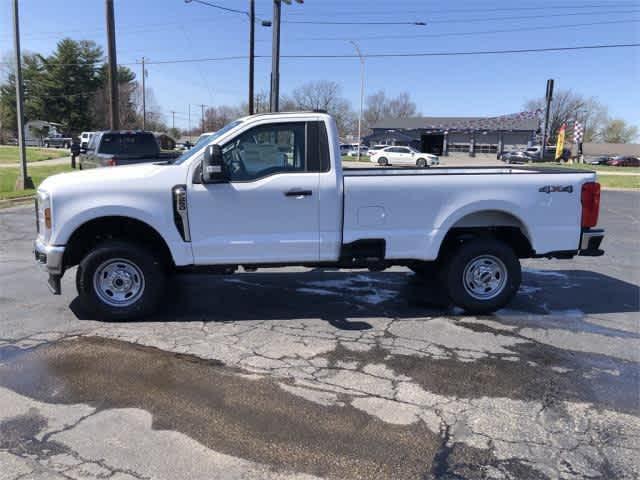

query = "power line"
[269,43,640,59]
[283,3,638,17]
[184,0,248,16]
[4,43,638,68]
[261,19,639,43]
[281,9,639,25]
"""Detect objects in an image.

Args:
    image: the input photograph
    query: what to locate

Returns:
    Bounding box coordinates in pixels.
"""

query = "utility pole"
[12,0,33,190]
[141,57,146,130]
[106,0,119,130]
[269,0,282,112]
[349,40,365,162]
[540,78,554,161]
[187,104,191,142]
[170,111,176,130]
[199,104,206,133]
[269,0,303,112]
[249,0,255,115]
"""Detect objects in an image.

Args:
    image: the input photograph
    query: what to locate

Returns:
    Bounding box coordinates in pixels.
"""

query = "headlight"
[37,190,52,243]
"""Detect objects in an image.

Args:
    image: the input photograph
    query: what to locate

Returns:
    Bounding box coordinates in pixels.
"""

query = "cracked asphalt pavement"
[1,191,639,479]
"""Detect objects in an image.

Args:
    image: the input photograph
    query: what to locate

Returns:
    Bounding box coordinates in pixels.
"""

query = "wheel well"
[63,216,174,270]
[439,211,534,259]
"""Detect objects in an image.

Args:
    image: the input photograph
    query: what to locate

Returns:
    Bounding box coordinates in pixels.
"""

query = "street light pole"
[349,40,365,163]
[270,0,282,112]
[12,0,33,190]
[249,0,255,115]
[141,57,146,130]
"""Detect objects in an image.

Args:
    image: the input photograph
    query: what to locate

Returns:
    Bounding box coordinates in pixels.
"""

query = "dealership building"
[364,116,539,156]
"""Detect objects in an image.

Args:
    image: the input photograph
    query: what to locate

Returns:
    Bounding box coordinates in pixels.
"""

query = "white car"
[347,145,368,157]
[79,132,95,150]
[366,144,389,156]
[34,111,604,320]
[370,146,439,167]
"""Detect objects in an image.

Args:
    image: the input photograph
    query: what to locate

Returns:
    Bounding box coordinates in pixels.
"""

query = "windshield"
[172,119,244,165]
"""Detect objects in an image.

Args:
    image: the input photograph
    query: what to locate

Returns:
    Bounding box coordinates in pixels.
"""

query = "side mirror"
[202,144,228,183]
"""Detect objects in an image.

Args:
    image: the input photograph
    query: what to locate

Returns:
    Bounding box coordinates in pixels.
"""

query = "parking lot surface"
[1,191,638,480]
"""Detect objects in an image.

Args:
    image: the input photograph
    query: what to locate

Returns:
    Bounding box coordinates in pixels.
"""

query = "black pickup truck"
[77,131,180,169]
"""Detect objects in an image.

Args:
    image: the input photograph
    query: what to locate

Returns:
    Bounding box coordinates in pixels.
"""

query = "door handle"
[284,190,312,197]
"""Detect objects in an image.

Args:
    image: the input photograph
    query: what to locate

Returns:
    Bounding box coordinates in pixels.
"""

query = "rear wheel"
[76,240,166,321]
[416,158,429,168]
[378,157,389,166]
[440,238,521,314]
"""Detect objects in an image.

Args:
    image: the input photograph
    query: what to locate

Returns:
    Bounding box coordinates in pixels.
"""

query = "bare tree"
[600,118,638,143]
[203,104,243,131]
[290,80,356,136]
[524,89,608,143]
[363,90,419,132]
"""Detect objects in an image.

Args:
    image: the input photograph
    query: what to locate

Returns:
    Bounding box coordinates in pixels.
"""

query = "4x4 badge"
[539,185,573,194]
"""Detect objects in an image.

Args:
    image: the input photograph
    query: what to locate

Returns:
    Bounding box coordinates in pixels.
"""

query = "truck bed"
[342,165,595,176]
[341,165,597,261]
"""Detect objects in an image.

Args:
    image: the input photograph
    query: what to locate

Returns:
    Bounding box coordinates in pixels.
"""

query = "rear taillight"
[581,182,600,228]
[107,158,117,166]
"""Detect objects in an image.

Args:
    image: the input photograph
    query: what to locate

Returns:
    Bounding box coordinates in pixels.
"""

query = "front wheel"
[378,157,389,166]
[441,238,521,314]
[416,158,429,168]
[76,240,166,321]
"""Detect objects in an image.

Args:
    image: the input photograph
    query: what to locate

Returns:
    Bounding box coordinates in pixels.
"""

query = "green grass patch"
[597,175,640,190]
[0,164,73,200]
[537,161,640,174]
[0,145,66,164]
[341,155,370,162]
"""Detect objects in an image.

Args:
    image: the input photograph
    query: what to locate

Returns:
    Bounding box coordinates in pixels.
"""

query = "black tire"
[410,262,438,278]
[378,157,389,166]
[76,240,166,321]
[416,158,429,168]
[440,238,521,314]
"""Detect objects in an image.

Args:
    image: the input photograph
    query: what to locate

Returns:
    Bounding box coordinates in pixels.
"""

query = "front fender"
[51,203,193,267]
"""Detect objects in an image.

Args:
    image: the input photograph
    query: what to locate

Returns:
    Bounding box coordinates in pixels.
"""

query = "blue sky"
[1,0,638,131]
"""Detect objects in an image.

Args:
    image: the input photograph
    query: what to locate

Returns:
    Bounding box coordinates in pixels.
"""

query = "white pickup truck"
[34,111,604,320]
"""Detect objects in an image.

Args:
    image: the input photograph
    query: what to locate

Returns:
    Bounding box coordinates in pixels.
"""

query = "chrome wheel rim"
[462,255,507,300]
[93,258,145,307]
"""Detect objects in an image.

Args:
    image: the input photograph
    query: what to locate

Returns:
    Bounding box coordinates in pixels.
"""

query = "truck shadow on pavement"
[70,268,639,326]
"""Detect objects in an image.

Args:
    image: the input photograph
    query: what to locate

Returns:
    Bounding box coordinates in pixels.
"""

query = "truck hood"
[39,162,170,194]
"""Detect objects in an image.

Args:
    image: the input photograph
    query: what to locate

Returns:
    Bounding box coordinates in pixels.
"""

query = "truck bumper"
[578,228,605,257]
[34,238,65,294]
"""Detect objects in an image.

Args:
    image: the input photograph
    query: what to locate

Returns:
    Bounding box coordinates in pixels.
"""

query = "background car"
[346,145,368,157]
[588,156,613,165]
[366,144,390,156]
[79,131,95,149]
[501,151,530,164]
[607,156,640,167]
[369,145,439,167]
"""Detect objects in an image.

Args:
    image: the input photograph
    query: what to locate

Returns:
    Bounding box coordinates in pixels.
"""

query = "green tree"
[0,53,46,134]
[38,39,103,134]
[601,118,638,143]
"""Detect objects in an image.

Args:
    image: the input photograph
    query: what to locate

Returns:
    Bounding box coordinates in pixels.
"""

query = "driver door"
[188,121,321,265]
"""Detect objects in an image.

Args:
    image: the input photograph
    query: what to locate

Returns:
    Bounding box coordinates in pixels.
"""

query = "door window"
[221,122,307,181]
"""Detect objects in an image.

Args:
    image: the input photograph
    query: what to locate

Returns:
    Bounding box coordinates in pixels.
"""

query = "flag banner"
[555,124,566,160]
